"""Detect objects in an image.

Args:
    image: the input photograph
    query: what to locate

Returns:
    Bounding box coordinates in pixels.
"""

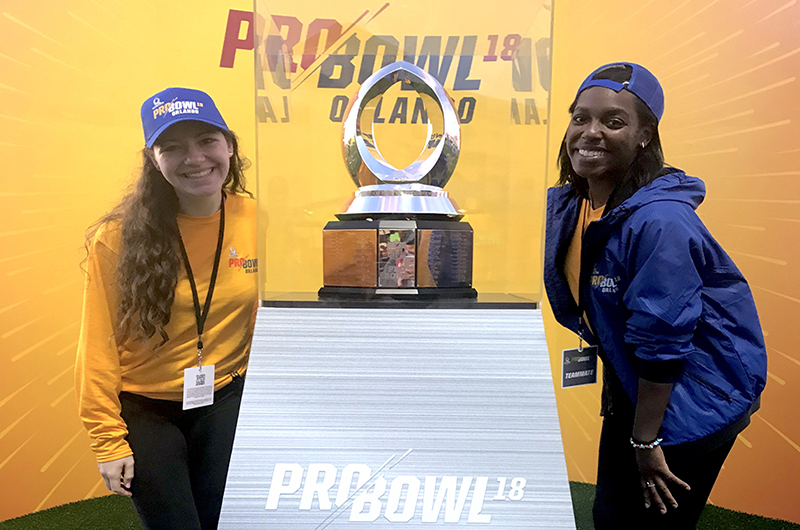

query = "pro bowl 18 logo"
[229,247,258,274]
[590,268,622,294]
[265,451,527,526]
[219,9,551,126]
[151,96,204,120]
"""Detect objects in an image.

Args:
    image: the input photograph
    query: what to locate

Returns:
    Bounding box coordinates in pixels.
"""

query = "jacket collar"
[604,166,685,213]
[551,167,704,232]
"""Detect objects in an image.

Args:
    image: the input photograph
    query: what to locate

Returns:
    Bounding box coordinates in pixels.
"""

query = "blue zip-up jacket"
[545,170,767,446]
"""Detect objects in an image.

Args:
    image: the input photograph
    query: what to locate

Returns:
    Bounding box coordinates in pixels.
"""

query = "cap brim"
[145,116,228,147]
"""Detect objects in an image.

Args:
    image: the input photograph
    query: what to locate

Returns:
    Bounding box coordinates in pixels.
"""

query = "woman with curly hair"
[76,87,257,530]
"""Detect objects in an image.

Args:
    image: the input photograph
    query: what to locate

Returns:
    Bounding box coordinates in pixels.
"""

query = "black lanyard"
[177,195,225,367]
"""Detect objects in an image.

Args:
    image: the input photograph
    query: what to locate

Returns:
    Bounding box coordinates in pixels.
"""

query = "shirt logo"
[590,271,621,294]
[228,246,258,274]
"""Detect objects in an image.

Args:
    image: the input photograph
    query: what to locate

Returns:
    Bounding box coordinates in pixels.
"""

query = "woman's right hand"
[98,455,134,496]
[635,445,690,513]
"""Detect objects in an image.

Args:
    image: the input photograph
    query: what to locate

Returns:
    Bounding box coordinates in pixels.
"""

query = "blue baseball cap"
[576,63,664,121]
[141,87,229,147]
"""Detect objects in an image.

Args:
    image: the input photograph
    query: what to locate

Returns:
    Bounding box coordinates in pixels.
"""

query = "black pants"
[120,377,244,530]
[593,405,735,530]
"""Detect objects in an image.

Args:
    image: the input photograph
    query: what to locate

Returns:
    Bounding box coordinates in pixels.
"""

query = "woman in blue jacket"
[544,62,767,529]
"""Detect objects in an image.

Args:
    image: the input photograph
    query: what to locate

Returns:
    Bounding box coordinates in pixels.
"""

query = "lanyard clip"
[197,337,203,369]
[578,336,584,353]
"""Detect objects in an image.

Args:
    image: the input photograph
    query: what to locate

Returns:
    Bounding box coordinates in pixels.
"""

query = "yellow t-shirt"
[75,193,258,462]
[564,197,605,306]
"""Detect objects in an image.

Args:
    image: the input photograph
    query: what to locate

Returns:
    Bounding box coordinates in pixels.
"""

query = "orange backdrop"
[545,0,800,524]
[1,0,799,524]
[0,0,255,518]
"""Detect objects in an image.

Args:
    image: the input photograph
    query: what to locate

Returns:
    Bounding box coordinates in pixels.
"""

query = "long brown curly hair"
[86,128,251,347]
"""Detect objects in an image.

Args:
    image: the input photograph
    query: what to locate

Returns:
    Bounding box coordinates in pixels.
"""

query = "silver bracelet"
[630,437,663,450]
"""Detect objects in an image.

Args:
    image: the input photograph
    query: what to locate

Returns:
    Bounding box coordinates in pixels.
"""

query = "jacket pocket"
[685,371,732,403]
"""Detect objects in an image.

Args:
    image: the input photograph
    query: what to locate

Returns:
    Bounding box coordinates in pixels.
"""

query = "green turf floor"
[569,482,800,530]
[1,482,797,529]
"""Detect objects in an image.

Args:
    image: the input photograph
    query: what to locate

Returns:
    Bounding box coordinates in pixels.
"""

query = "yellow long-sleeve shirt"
[75,194,258,462]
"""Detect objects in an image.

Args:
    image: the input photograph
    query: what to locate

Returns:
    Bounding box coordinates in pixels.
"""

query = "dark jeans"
[593,405,735,530]
[120,377,244,530]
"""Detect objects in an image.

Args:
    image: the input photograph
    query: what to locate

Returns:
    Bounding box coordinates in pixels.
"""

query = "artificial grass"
[0,495,140,530]
[569,481,800,530]
[1,482,797,529]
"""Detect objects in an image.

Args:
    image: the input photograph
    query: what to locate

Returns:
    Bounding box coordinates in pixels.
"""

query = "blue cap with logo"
[576,62,664,121]
[141,87,229,147]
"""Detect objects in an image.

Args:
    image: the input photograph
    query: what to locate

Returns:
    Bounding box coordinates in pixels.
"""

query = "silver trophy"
[320,61,475,298]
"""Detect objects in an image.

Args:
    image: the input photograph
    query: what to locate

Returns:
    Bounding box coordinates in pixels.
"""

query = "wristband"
[630,436,663,450]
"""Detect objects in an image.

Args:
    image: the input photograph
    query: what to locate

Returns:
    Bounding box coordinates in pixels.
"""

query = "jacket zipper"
[685,371,732,402]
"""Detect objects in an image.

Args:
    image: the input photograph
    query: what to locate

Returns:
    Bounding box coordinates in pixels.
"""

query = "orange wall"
[544,0,800,523]
[0,0,255,519]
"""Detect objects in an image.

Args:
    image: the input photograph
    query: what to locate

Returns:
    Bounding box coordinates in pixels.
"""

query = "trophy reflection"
[320,61,475,298]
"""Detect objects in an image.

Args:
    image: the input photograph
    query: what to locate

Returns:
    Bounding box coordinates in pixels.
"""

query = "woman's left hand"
[635,446,691,514]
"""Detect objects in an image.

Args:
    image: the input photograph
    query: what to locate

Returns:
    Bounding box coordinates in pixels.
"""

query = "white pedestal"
[220,304,575,529]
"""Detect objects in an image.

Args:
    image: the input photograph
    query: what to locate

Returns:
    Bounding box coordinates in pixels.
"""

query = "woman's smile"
[575,148,610,159]
[181,167,214,179]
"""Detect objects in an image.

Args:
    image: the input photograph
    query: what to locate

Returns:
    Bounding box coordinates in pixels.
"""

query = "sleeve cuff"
[95,446,133,464]
[639,359,683,383]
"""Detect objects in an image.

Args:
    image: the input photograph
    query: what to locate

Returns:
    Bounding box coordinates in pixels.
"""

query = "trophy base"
[318,286,478,300]
[322,218,474,296]
[335,212,461,221]
[339,184,463,220]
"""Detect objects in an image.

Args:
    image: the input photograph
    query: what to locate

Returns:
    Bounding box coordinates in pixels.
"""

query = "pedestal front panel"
[219,306,575,529]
